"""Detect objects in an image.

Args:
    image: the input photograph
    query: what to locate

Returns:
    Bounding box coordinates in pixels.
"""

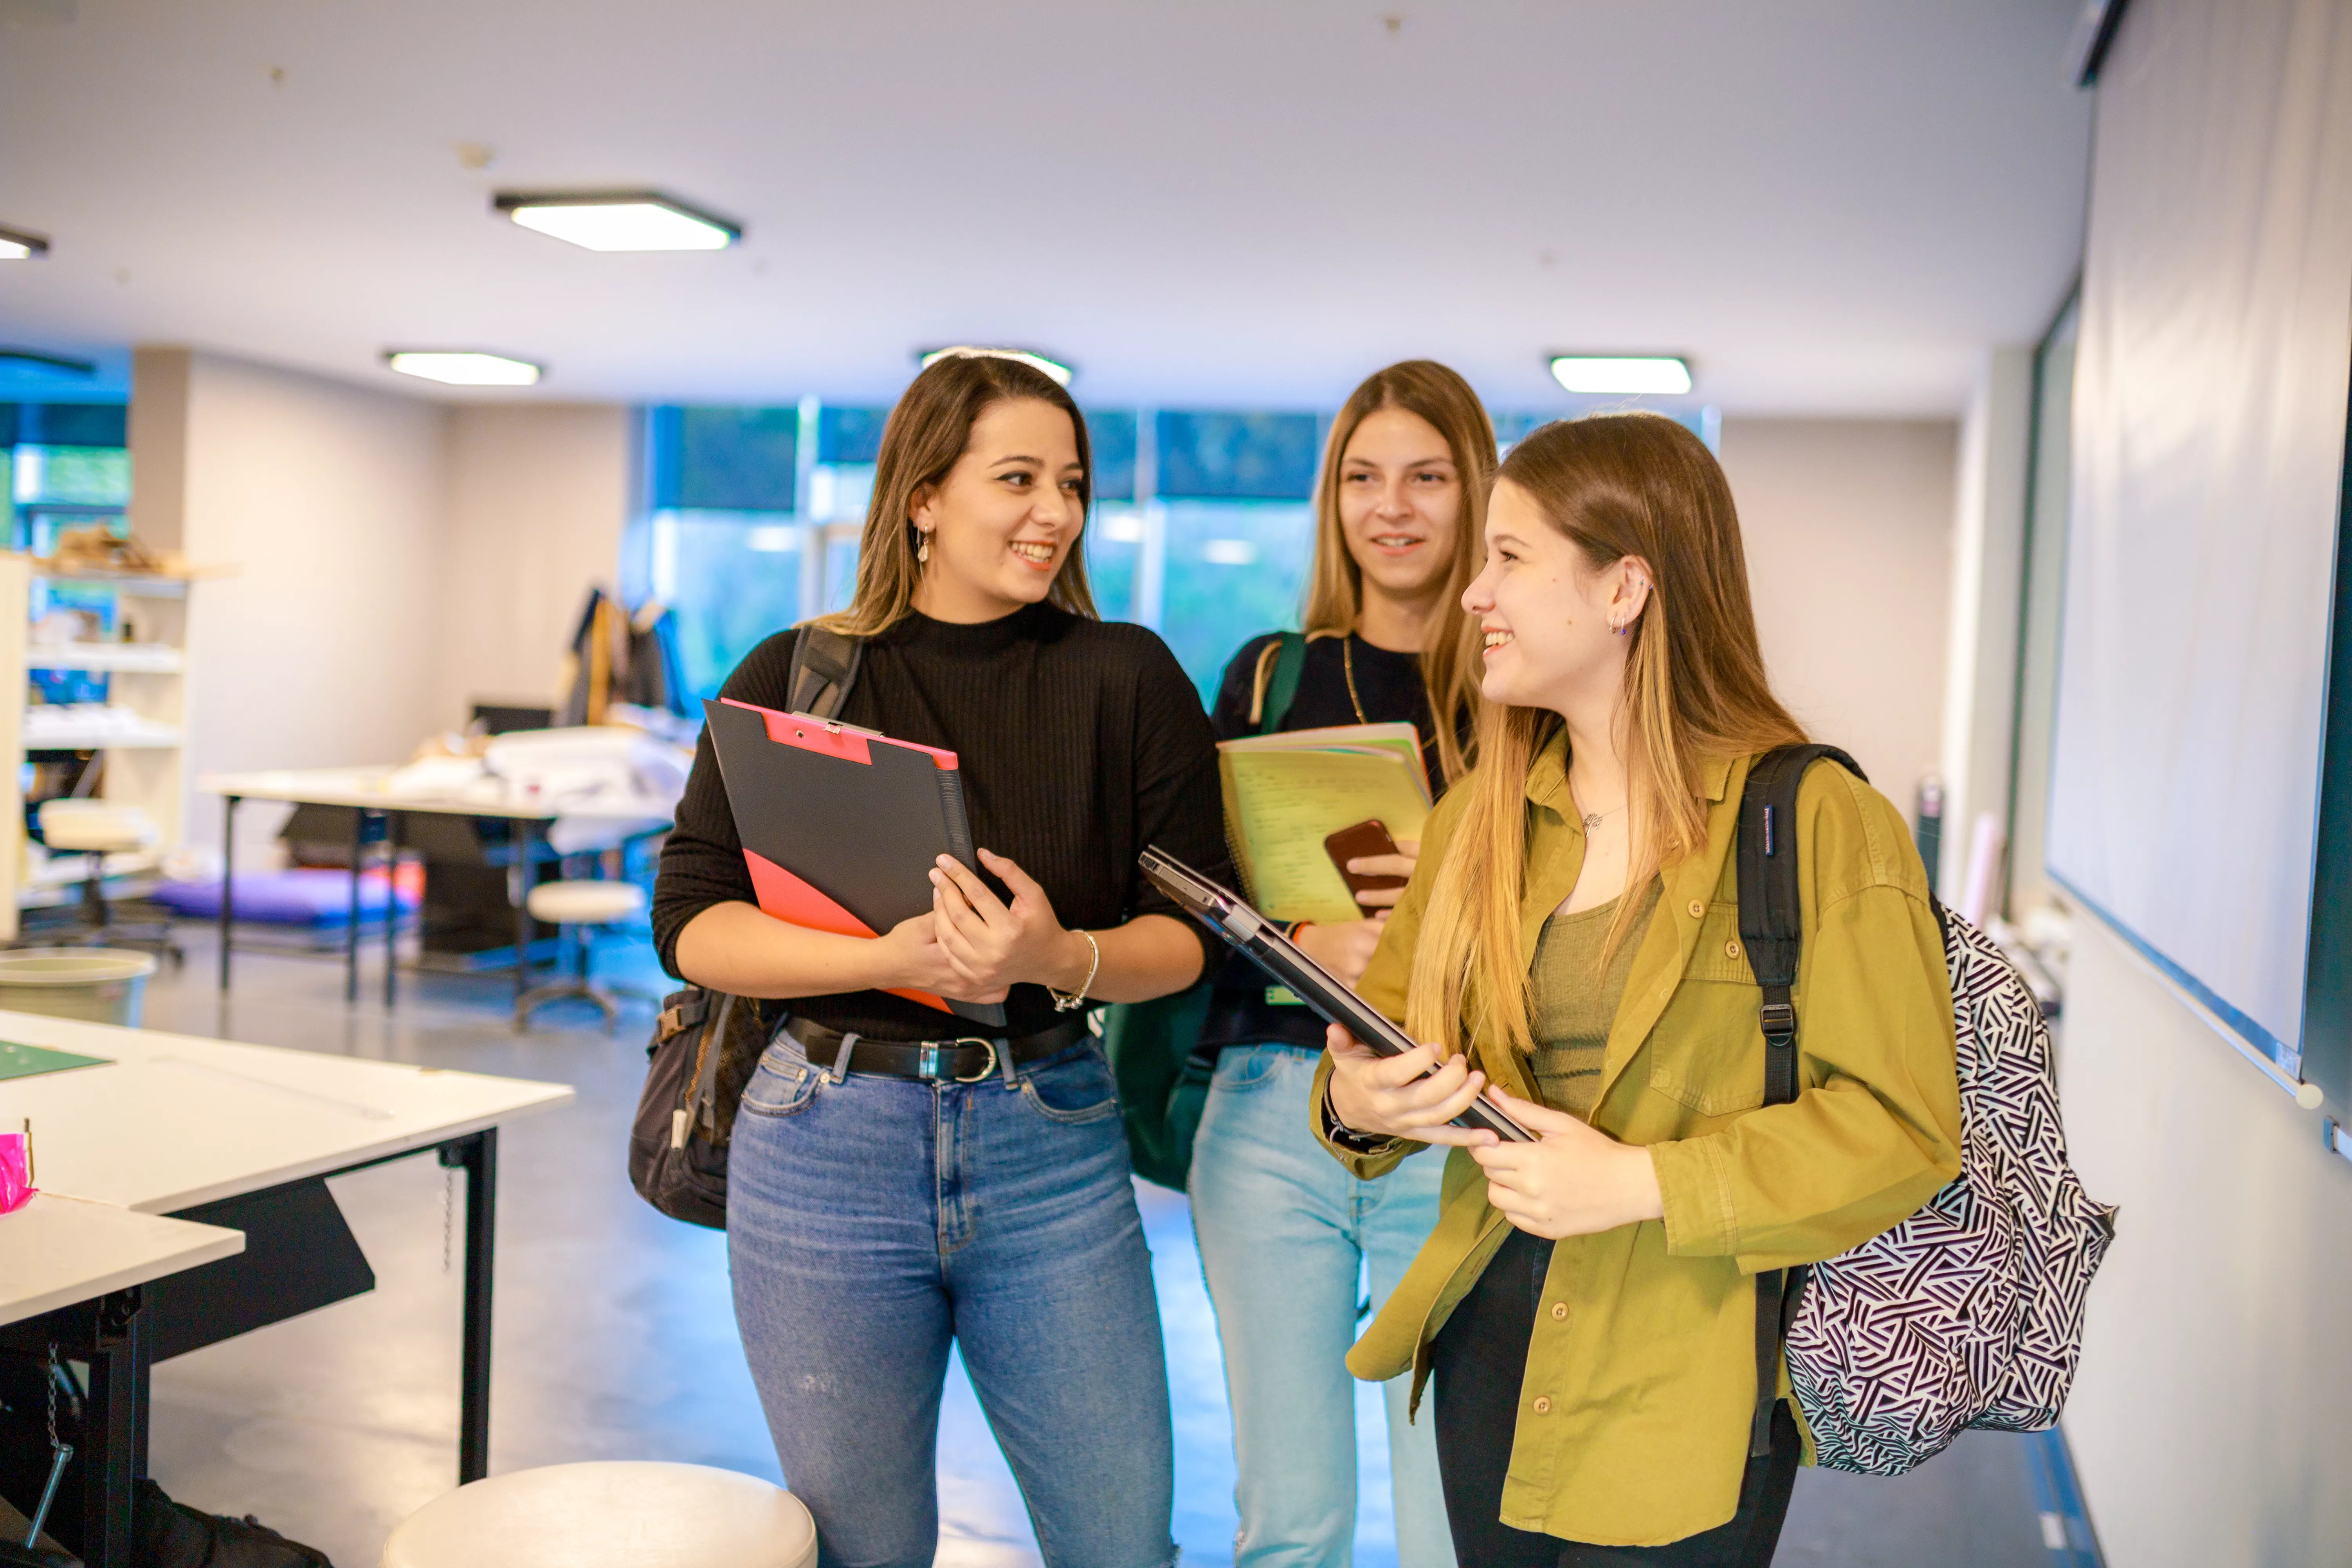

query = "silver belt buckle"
[952,1036,999,1083]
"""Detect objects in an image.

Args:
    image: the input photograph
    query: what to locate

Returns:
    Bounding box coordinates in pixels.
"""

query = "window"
[3,400,132,558]
[637,399,1721,704]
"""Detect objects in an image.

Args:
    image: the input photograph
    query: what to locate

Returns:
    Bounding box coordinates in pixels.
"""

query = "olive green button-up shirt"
[1313,736,1962,1547]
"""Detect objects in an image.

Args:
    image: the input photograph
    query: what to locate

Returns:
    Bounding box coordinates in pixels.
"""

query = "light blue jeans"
[1188,1044,1458,1568]
[726,1033,1178,1568]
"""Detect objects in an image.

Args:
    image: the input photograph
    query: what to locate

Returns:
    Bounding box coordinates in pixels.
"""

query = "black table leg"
[511,818,535,1009]
[218,795,240,992]
[345,809,365,1004]
[384,811,403,1009]
[69,1289,143,1568]
[441,1130,497,1483]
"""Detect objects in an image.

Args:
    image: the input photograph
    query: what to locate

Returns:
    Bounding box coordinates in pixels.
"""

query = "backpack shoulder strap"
[786,626,863,721]
[1246,632,1309,735]
[1735,741,1865,1456]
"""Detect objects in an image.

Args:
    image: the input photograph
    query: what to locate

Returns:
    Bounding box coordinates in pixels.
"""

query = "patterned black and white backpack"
[1736,746,2117,1476]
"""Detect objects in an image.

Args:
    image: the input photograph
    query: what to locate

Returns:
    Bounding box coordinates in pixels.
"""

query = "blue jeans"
[726,1034,1178,1568]
[1189,1044,1458,1568]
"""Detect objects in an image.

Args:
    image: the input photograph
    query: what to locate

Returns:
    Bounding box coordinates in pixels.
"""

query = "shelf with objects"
[0,543,199,953]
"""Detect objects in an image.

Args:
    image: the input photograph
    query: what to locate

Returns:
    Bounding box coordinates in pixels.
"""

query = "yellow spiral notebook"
[1217,722,1433,924]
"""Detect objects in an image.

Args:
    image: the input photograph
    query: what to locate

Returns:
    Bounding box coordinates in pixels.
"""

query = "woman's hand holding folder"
[929,849,1094,1000]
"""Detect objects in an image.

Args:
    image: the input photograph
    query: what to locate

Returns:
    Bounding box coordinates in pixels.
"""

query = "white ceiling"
[0,0,2092,415]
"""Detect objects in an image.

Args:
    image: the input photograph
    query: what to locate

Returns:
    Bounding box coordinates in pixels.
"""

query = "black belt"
[783,1014,1092,1083]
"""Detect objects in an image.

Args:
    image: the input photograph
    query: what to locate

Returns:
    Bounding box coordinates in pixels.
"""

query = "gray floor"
[127,922,2057,1568]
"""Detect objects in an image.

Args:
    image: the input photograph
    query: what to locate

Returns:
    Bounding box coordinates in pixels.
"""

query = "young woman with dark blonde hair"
[1317,413,1964,1564]
[654,351,1227,1568]
[1190,360,1492,1566]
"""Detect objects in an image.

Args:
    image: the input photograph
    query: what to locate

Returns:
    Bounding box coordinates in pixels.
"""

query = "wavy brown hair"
[1404,413,1806,1072]
[1299,360,1495,784]
[815,352,1099,635]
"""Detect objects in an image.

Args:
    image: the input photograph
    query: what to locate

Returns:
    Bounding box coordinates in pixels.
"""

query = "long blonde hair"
[815,353,1099,636]
[1300,360,1495,784]
[1405,413,1806,1074]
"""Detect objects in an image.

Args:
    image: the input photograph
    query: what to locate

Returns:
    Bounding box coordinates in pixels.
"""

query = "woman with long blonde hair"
[1190,360,1491,1566]
[1317,414,1963,1563]
[655,352,1227,1566]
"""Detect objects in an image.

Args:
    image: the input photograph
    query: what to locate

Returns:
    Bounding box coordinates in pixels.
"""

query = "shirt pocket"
[1645,901,1766,1117]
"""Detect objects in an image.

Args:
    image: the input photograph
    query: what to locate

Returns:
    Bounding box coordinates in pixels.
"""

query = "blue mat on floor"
[151,870,418,926]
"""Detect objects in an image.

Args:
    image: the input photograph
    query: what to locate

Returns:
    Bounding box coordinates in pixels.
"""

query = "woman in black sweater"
[653,352,1226,1568]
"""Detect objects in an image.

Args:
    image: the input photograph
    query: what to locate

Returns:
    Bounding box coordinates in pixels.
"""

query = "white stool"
[380,1460,817,1568]
[514,878,648,1032]
[32,800,180,964]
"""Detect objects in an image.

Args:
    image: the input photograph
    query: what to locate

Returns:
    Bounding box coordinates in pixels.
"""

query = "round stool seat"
[380,1461,816,1568]
[38,801,159,854]
[526,879,647,925]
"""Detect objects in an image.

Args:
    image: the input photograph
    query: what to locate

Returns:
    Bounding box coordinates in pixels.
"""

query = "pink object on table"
[0,1130,33,1215]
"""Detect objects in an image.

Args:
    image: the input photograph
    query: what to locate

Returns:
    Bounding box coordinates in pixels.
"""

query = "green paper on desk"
[0,1041,112,1081]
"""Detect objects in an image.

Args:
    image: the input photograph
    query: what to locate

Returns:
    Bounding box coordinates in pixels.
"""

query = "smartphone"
[1324,819,1406,910]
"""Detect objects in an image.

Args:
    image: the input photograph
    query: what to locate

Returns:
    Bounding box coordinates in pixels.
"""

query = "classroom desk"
[0,1011,572,1568]
[201,768,671,1008]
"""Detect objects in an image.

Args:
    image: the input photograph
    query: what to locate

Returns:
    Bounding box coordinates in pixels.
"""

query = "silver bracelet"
[1049,929,1101,1012]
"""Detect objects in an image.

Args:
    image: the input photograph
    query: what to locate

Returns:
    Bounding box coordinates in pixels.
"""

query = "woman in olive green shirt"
[1319,413,1963,1563]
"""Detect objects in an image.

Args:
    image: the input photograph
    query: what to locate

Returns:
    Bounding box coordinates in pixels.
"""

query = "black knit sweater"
[652,602,1229,1041]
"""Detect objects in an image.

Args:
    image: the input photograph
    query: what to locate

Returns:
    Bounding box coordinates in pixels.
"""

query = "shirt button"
[1532,1396,1553,1415]
[1551,1302,1568,1321]
[1725,939,1741,959]
[1687,899,1705,919]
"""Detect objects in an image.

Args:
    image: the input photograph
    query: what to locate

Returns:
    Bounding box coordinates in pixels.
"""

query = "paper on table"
[0,1041,111,1083]
[1220,738,1433,924]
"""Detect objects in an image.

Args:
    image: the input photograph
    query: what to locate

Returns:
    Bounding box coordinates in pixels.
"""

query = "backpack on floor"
[1737,745,2117,1476]
[626,628,855,1228]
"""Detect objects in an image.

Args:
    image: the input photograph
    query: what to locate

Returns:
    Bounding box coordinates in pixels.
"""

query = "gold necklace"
[1342,634,1370,724]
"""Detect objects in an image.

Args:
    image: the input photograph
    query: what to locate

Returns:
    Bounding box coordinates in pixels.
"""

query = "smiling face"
[910,397,1087,624]
[1336,405,1463,615]
[1463,479,1651,714]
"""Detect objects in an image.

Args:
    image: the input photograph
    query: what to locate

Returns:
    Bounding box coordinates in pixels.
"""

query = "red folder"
[704,697,1004,1026]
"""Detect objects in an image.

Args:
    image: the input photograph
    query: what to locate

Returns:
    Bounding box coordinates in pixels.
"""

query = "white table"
[0,1194,243,1325]
[0,1010,573,1567]
[202,766,672,1008]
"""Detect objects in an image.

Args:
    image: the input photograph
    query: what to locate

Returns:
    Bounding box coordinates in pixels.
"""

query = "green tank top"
[1527,878,1662,1120]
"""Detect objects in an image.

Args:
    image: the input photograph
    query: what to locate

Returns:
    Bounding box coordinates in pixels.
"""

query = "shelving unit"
[0,555,193,941]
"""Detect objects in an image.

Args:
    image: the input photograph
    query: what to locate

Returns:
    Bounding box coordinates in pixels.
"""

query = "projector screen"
[2045,0,2352,1077]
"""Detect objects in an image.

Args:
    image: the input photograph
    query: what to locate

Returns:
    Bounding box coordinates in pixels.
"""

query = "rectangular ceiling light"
[0,225,50,260]
[495,191,739,252]
[1549,355,1693,396]
[917,346,1073,387]
[384,351,542,387]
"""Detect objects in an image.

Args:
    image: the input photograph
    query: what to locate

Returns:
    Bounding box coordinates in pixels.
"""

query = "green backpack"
[1101,632,1305,1190]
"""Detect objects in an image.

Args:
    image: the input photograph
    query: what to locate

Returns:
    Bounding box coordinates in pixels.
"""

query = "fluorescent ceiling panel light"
[918,346,1074,387]
[495,191,738,252]
[1549,355,1693,396]
[0,225,50,260]
[384,350,542,387]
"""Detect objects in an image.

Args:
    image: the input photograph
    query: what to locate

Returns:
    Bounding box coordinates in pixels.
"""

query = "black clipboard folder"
[1140,846,1532,1142]
[703,697,1007,1027]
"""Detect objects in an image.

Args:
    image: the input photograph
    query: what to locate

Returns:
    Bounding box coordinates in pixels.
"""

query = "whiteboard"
[2045,0,2352,1071]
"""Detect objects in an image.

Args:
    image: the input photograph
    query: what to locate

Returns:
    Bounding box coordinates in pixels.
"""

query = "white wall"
[434,404,636,728]
[141,350,451,856]
[128,352,639,860]
[1716,416,1959,809]
[2058,919,2352,1566]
